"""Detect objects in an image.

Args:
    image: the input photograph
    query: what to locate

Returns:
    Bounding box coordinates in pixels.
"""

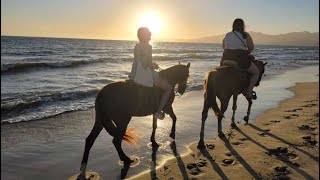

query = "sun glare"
[139,13,162,35]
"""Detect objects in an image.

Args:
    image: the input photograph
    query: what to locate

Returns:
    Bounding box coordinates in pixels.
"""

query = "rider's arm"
[146,45,154,70]
[222,37,226,50]
[246,33,254,53]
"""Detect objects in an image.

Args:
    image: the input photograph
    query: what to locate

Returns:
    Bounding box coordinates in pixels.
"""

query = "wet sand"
[132,82,319,180]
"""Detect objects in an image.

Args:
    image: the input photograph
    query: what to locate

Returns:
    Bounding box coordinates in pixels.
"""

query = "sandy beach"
[132,82,319,180]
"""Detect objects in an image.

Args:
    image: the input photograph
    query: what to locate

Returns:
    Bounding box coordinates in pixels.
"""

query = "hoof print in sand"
[266,147,298,162]
[187,160,207,175]
[222,159,234,166]
[302,136,317,146]
[225,152,232,157]
[205,144,215,150]
[298,124,316,131]
[273,166,290,179]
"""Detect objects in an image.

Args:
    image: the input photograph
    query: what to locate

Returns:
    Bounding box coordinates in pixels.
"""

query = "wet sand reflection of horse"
[198,60,267,149]
[77,63,190,179]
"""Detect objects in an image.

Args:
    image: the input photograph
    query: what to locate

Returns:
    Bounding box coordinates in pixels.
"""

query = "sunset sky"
[1,0,319,40]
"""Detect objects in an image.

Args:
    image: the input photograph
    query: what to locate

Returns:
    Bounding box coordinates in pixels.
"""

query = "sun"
[139,13,162,35]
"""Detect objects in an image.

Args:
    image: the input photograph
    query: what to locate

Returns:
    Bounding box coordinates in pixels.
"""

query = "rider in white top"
[221,19,259,100]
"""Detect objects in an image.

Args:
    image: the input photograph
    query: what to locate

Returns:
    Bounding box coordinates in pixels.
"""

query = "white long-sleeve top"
[222,31,254,53]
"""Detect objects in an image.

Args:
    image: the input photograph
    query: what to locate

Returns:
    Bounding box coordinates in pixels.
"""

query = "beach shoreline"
[131,82,319,180]
[1,66,319,180]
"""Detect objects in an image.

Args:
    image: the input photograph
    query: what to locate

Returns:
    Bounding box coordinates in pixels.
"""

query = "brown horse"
[197,60,266,149]
[77,63,190,179]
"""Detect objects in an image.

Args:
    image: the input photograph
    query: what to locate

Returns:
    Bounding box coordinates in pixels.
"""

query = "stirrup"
[153,112,165,120]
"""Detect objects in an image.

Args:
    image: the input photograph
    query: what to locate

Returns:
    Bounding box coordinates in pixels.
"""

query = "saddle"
[126,80,160,111]
[219,60,248,81]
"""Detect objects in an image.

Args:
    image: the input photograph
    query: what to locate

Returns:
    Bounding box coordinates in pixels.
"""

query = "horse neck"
[159,68,179,86]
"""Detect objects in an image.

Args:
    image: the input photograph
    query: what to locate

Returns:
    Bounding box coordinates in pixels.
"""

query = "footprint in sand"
[225,152,232,157]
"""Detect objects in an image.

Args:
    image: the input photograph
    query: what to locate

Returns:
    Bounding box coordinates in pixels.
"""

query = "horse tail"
[204,70,220,116]
[123,128,139,146]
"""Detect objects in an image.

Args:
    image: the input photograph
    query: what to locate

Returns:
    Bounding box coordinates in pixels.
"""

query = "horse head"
[159,62,190,95]
[253,60,267,86]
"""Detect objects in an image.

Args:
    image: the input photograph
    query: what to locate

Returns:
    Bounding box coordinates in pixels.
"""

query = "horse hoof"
[123,158,134,165]
[231,123,237,128]
[218,133,225,138]
[243,116,249,123]
[197,142,206,149]
[76,173,86,180]
[169,133,176,140]
[152,142,160,148]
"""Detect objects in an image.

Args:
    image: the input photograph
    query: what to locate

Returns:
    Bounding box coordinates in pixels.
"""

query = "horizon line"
[1,32,319,47]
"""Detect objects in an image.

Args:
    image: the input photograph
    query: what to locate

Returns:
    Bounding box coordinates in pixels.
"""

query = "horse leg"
[150,116,159,148]
[243,97,253,123]
[197,100,210,149]
[112,118,133,164]
[78,120,103,179]
[231,94,238,128]
[218,98,230,138]
[166,106,177,139]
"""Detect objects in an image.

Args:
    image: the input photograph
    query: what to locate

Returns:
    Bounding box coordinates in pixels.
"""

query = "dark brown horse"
[77,63,190,179]
[197,60,266,149]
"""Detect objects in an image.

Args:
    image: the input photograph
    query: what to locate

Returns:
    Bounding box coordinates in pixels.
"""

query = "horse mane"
[159,64,188,83]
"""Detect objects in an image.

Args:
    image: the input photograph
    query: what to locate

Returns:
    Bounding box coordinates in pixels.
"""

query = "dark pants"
[220,49,251,69]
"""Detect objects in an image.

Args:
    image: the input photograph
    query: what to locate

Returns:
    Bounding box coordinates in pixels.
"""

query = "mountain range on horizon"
[182,31,319,46]
[2,31,319,47]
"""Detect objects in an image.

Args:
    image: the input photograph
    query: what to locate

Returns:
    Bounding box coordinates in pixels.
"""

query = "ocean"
[1,36,319,124]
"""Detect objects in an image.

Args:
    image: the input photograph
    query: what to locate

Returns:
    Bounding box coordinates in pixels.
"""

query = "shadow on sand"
[235,125,315,179]
[170,141,189,179]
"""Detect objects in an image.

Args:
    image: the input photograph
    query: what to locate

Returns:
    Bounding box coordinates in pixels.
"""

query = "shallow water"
[1,36,319,123]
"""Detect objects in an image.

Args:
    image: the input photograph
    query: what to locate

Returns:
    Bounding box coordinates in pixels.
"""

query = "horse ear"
[187,62,190,68]
[263,62,268,66]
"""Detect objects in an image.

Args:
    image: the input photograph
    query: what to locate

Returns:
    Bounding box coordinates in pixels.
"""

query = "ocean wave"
[1,58,113,73]
[1,89,99,115]
[2,50,56,56]
[153,49,218,54]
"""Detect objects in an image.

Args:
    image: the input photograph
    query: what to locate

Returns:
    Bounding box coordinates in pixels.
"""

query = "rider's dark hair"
[232,18,247,39]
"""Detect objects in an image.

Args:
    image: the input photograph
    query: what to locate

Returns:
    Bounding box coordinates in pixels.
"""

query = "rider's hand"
[153,63,160,70]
